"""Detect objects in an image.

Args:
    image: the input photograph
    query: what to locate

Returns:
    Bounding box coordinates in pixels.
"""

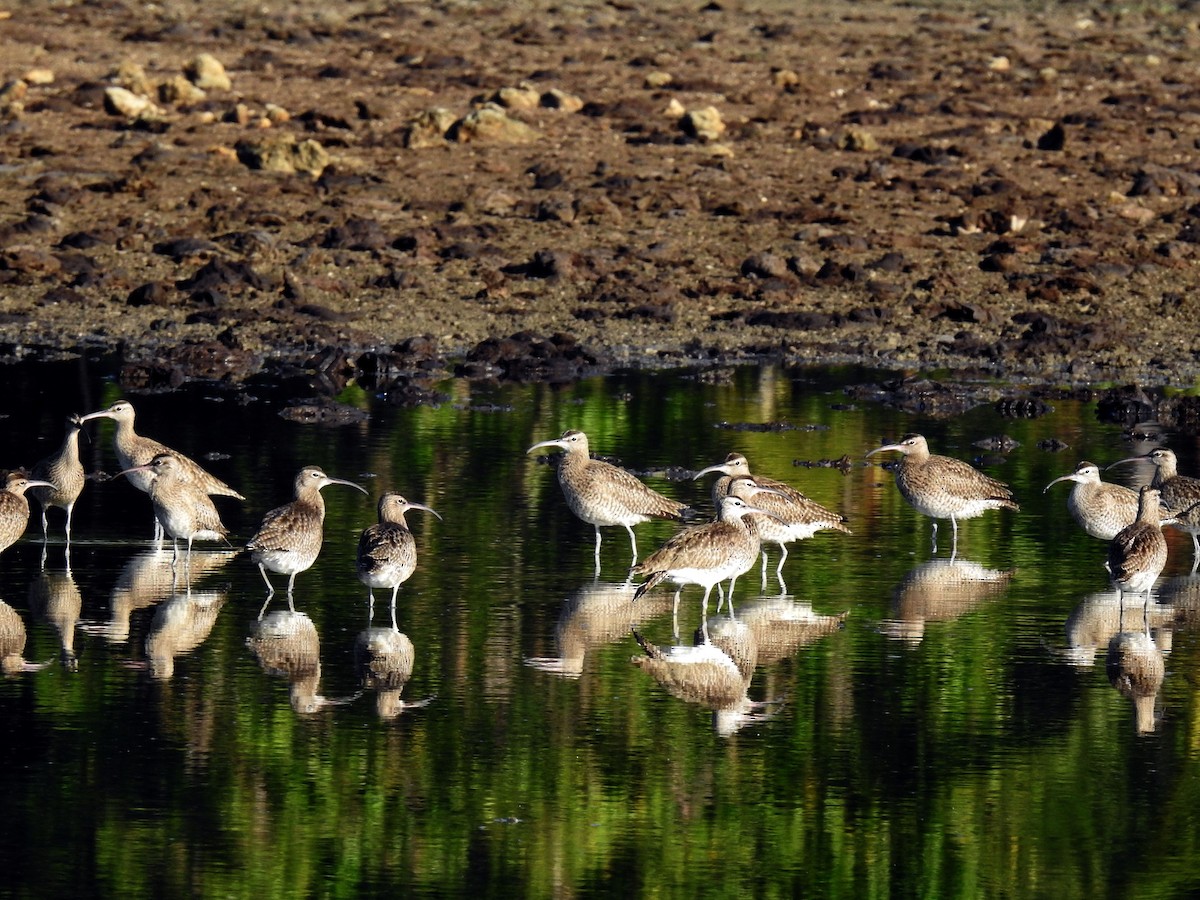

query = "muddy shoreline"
[3,1,1200,394]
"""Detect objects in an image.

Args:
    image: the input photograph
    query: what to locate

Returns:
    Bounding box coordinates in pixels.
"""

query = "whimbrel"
[247,466,368,603]
[866,433,1018,553]
[527,429,689,569]
[79,400,244,540]
[356,492,441,625]
[1106,486,1169,599]
[1108,448,1200,568]
[694,453,851,584]
[115,453,229,571]
[29,415,86,544]
[1043,461,1139,541]
[632,495,776,635]
[0,472,56,557]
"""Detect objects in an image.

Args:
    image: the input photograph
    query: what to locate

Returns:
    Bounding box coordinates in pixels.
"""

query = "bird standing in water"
[357,492,441,627]
[115,453,229,573]
[29,415,86,545]
[0,471,57,557]
[78,400,244,541]
[867,433,1018,554]
[1106,486,1170,600]
[1043,461,1138,541]
[247,466,368,607]
[527,429,689,570]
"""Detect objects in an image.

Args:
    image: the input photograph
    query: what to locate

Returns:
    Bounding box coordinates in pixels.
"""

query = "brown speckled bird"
[632,495,777,636]
[528,429,688,567]
[356,492,441,624]
[0,471,56,557]
[867,433,1018,553]
[1106,486,1169,599]
[29,415,86,544]
[1109,448,1200,568]
[1043,461,1138,541]
[116,453,229,569]
[247,466,368,601]
[79,400,244,540]
[694,453,850,583]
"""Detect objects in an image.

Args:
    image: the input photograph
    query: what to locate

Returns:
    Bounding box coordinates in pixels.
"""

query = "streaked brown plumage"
[116,453,228,567]
[356,492,441,622]
[247,466,368,598]
[867,433,1018,552]
[1106,486,1168,597]
[632,495,775,633]
[1107,629,1165,735]
[1043,461,1138,541]
[693,454,850,581]
[0,471,56,557]
[527,429,688,566]
[1109,448,1200,565]
[79,400,243,539]
[29,415,86,543]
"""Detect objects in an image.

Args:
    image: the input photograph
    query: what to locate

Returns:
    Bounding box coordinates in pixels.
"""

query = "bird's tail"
[632,570,666,602]
[631,629,665,660]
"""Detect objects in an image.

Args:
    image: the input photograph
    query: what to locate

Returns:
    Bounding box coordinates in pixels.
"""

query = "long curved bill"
[1042,474,1079,493]
[408,502,443,520]
[327,477,369,495]
[526,438,566,455]
[865,443,905,459]
[692,462,732,480]
[1105,456,1148,471]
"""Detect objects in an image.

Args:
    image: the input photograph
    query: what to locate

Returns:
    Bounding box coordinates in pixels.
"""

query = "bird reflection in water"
[354,625,432,719]
[734,593,849,666]
[82,548,235,642]
[0,598,47,675]
[631,617,780,736]
[247,609,359,715]
[524,579,670,678]
[27,561,82,671]
[1106,598,1167,735]
[1059,590,1176,668]
[882,557,1014,644]
[144,589,228,680]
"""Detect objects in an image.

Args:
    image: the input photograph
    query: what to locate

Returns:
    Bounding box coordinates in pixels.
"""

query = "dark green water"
[1,360,1199,898]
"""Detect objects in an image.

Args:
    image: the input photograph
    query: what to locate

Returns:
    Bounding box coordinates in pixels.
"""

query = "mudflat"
[2,1,1199,387]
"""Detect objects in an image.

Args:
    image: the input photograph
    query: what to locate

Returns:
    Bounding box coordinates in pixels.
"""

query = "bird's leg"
[390,586,400,632]
[624,524,638,565]
[672,588,682,641]
[1192,533,1200,574]
[153,517,164,547]
[39,541,47,571]
[728,575,738,606]
[257,563,275,596]
[701,584,713,620]
[593,526,602,574]
[930,521,938,554]
[40,508,49,543]
[760,550,768,592]
[777,570,788,595]
[777,543,789,577]
[257,592,273,620]
[715,581,725,613]
[64,505,73,546]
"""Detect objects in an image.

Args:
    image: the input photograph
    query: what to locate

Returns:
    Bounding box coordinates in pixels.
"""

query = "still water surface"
[2,360,1200,897]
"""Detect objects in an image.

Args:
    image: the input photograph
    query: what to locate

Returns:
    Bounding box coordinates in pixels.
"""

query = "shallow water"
[2,360,1200,897]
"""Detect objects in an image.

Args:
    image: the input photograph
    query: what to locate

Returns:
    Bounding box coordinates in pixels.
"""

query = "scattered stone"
[185,53,232,91]
[645,71,672,88]
[23,68,54,86]
[771,68,800,87]
[103,86,164,119]
[402,107,456,148]
[1037,122,1065,151]
[113,60,152,96]
[680,106,725,141]
[278,401,370,425]
[235,134,330,175]
[159,75,205,105]
[450,105,540,144]
[836,127,879,152]
[494,84,540,110]
[740,252,789,279]
[264,103,289,124]
[0,80,27,117]
[541,88,583,112]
